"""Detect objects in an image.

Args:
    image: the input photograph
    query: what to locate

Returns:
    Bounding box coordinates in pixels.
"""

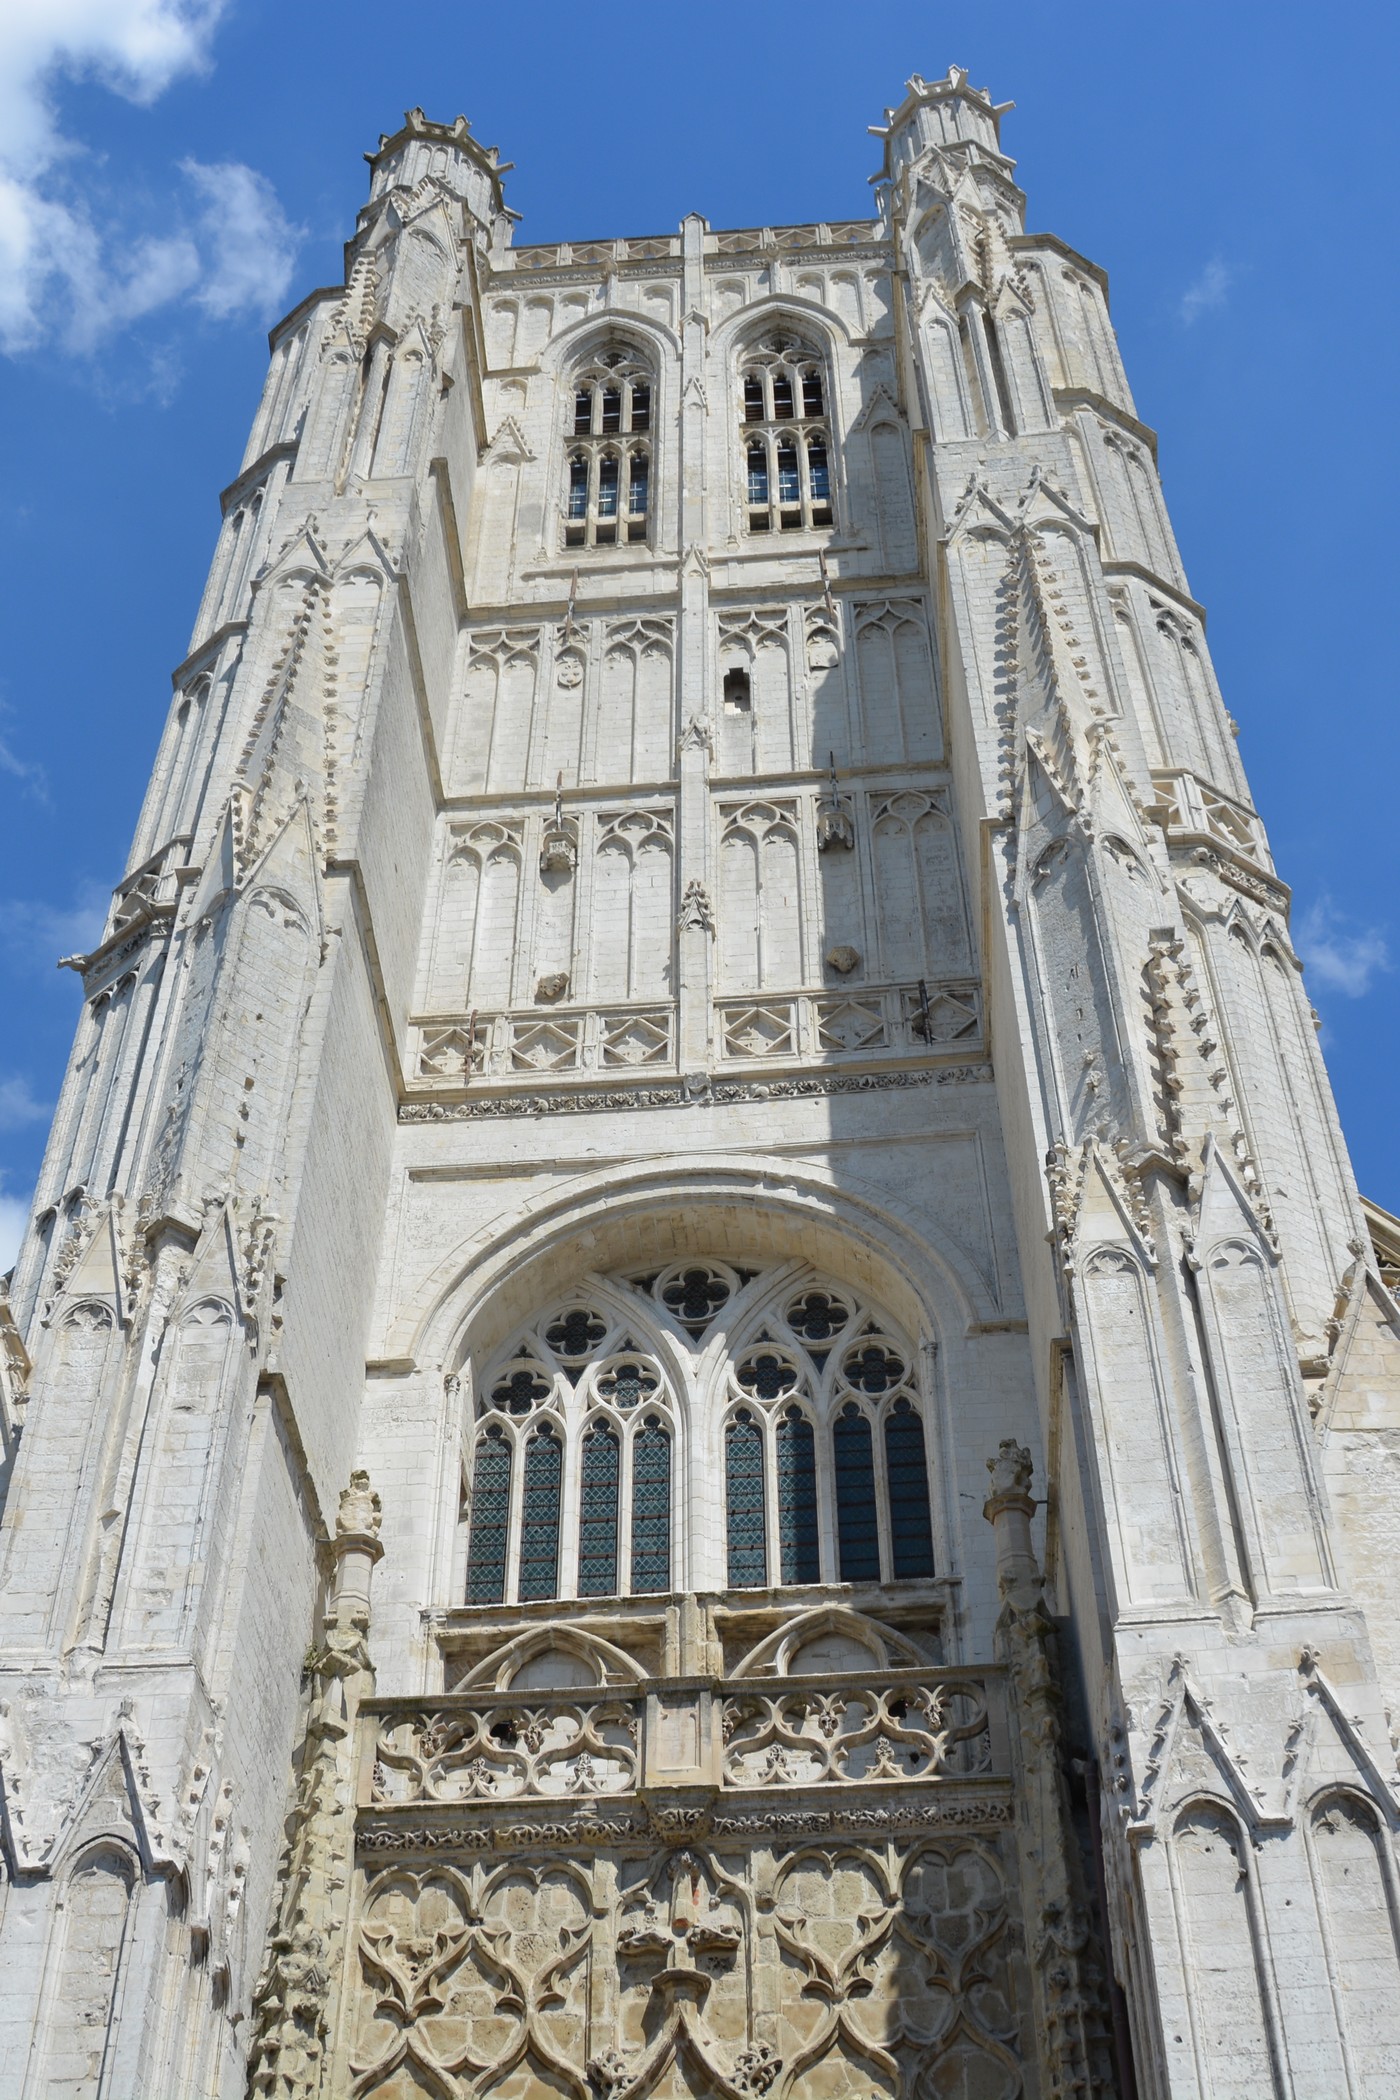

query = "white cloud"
[1179,257,1231,326]
[0,1075,50,1132]
[1297,897,1391,999]
[0,880,109,970]
[0,1,301,358]
[0,708,49,802]
[0,1192,32,1272]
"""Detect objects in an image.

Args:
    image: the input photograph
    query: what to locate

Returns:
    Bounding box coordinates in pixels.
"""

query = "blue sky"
[1,0,1396,1265]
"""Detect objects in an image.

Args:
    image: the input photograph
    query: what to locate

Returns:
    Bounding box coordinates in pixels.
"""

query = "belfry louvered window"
[564,345,653,549]
[738,331,834,534]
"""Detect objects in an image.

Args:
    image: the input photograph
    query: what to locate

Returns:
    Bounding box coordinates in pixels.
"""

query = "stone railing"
[362,1667,1001,1814]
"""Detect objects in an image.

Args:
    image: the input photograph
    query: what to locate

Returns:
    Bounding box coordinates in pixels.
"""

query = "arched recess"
[1167,1798,1283,2097]
[1306,1788,1400,2092]
[400,1158,1011,1625]
[32,1840,140,2100]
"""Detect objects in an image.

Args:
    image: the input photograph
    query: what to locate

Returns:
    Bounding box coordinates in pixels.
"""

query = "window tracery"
[462,1263,936,1604]
[563,345,653,548]
[738,330,834,534]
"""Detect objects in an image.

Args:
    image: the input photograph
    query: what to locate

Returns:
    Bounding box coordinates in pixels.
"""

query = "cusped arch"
[713,293,854,361]
[730,1603,927,1679]
[455,1622,645,1691]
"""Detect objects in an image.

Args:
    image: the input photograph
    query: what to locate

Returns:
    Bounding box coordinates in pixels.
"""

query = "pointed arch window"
[833,1402,880,1581]
[564,345,654,549]
[578,1422,620,1595]
[726,1409,767,1586]
[631,1415,672,1593]
[738,332,834,533]
[776,1407,820,1584]
[885,1396,936,1578]
[465,1425,511,1603]
[518,1425,563,1600]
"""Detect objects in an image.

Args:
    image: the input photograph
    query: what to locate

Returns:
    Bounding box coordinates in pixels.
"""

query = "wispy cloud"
[1179,257,1231,327]
[0,704,48,804]
[0,880,109,971]
[0,1074,50,1132]
[0,1190,32,1273]
[0,2,302,359]
[1297,896,1391,998]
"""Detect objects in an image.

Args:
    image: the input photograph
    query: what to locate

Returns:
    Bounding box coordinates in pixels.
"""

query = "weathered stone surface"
[0,69,1395,2100]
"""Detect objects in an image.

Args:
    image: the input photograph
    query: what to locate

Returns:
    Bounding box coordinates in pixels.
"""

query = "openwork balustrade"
[363,1667,1000,1814]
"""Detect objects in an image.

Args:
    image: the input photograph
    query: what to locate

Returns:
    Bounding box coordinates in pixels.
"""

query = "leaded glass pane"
[885,1398,936,1578]
[518,1426,562,1601]
[578,1424,620,1596]
[597,455,620,517]
[726,1410,766,1588]
[746,442,769,507]
[628,453,649,515]
[842,1341,906,1394]
[808,440,830,501]
[465,1426,511,1604]
[776,441,800,505]
[777,1407,820,1585]
[833,1403,880,1582]
[631,1415,671,1594]
[737,1350,797,1400]
[567,456,588,518]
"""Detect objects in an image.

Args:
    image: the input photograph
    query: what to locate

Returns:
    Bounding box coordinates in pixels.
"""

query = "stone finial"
[336,1469,382,1542]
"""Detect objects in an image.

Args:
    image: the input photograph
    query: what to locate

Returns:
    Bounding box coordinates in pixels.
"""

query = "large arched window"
[564,344,653,549]
[462,1260,936,1603]
[738,331,834,535]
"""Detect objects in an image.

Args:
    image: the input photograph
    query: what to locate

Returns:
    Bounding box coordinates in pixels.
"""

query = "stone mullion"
[676,213,713,1077]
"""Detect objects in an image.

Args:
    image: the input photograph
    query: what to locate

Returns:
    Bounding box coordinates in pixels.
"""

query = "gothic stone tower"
[1,67,1399,2100]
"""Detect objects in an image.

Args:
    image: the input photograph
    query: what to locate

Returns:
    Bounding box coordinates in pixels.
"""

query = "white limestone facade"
[1,67,1398,2099]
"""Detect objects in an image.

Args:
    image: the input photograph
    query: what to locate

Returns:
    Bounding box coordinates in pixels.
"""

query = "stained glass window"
[833,1402,880,1582]
[776,1407,820,1585]
[726,1409,767,1588]
[518,1425,562,1601]
[885,1397,935,1578]
[631,1415,672,1594]
[578,1422,620,1596]
[465,1425,511,1604]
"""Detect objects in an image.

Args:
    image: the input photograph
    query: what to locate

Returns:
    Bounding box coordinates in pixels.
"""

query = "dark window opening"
[726,1410,767,1587]
[629,382,651,431]
[578,1423,620,1596]
[465,1426,511,1604]
[573,388,593,435]
[631,1416,672,1593]
[601,386,622,433]
[885,1398,936,1578]
[518,1426,562,1600]
[723,667,752,712]
[772,373,794,419]
[802,371,824,418]
[777,1408,820,1585]
[743,374,765,421]
[833,1403,880,1582]
[567,456,589,519]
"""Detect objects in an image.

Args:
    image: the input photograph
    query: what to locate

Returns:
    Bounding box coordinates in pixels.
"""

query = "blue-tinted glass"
[808,442,830,501]
[629,455,649,514]
[567,457,588,518]
[746,443,769,507]
[578,1424,620,1596]
[833,1403,879,1582]
[777,442,800,505]
[597,456,619,517]
[726,1411,767,1588]
[518,1426,562,1600]
[777,1408,820,1585]
[631,1416,671,1594]
[466,1426,511,1603]
[885,1398,935,1578]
